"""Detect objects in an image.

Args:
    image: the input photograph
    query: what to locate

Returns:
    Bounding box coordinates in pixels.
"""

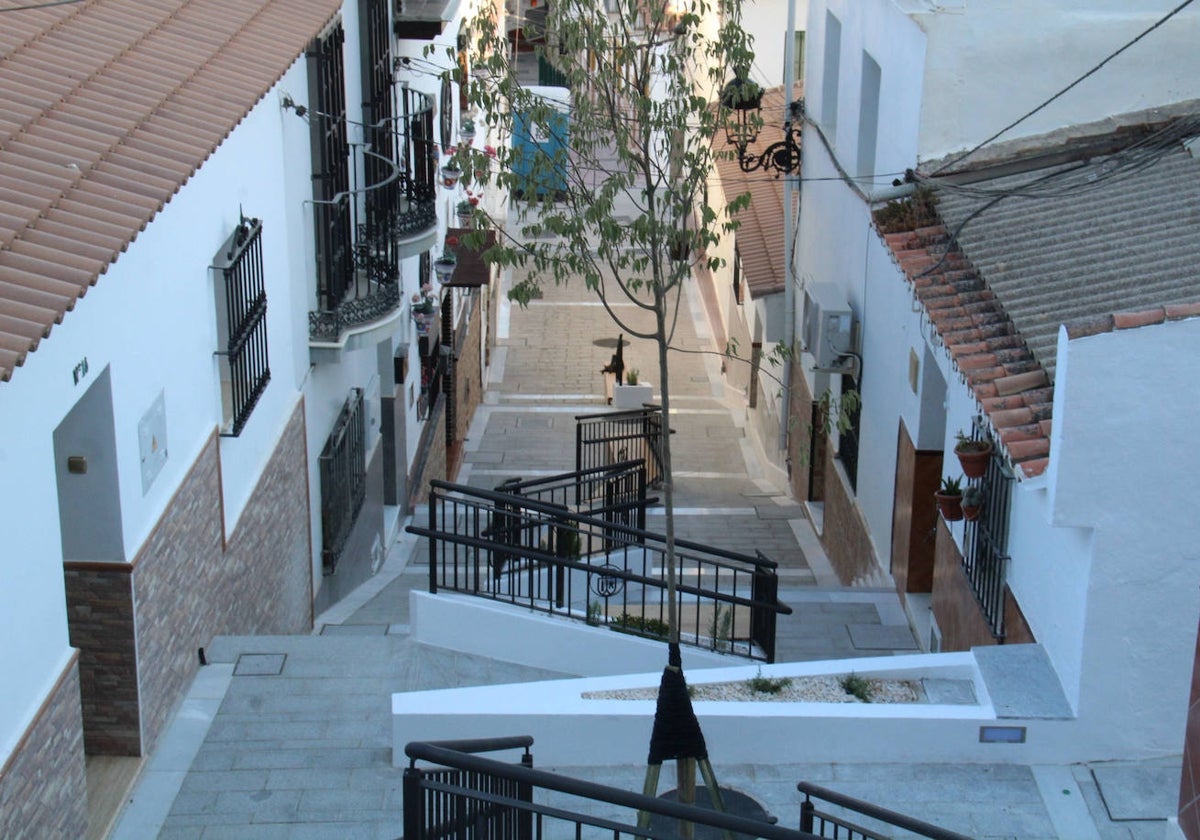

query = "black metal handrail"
[577,407,669,487]
[494,458,653,525]
[797,782,972,840]
[407,480,790,661]
[405,736,821,839]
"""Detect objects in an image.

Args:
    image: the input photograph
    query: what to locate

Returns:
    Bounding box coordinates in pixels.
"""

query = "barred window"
[212,214,270,436]
[320,388,367,573]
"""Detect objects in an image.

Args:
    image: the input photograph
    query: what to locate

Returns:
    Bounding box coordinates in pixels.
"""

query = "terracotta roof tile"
[712,83,802,301]
[876,215,1055,478]
[0,0,344,382]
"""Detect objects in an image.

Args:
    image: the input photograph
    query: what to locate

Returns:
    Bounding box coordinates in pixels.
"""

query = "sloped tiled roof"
[880,111,1200,479]
[0,0,344,384]
[712,83,802,300]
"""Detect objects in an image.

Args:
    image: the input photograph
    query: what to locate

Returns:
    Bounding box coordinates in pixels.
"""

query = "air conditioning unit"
[801,282,854,369]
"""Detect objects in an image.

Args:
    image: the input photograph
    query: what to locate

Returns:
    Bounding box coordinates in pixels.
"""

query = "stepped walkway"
[111,266,1176,838]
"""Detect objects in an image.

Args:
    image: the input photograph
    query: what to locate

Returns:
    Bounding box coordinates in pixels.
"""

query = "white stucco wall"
[0,59,323,765]
[915,1,1200,162]
[1046,317,1200,755]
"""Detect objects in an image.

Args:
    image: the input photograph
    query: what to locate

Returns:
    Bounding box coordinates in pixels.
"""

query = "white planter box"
[613,383,653,408]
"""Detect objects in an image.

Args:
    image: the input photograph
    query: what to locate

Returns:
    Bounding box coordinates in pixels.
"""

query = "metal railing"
[576,407,668,488]
[212,214,269,437]
[319,388,366,573]
[407,480,791,662]
[961,424,1013,641]
[404,736,821,839]
[798,782,972,839]
[493,459,652,529]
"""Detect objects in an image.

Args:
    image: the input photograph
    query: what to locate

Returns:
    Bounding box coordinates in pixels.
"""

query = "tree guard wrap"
[647,643,709,765]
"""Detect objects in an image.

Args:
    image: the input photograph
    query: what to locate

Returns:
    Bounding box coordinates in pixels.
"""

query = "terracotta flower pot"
[935,492,963,522]
[955,441,992,479]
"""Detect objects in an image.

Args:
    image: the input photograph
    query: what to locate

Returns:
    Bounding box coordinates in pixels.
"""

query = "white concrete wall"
[914,1,1200,162]
[392,651,1107,768]
[0,58,319,765]
[1049,317,1200,756]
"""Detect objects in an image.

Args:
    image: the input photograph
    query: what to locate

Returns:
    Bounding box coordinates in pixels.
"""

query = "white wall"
[0,59,321,766]
[915,1,1200,162]
[1048,317,1200,755]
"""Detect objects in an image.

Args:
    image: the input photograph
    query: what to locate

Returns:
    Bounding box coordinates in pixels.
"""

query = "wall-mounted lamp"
[721,79,803,177]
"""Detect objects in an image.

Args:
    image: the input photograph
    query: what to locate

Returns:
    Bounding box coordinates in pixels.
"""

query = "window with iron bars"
[212,214,269,437]
[319,388,366,573]
[836,372,861,492]
[961,424,1013,640]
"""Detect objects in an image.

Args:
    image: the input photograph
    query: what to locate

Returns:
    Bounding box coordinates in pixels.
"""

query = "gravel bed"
[582,675,923,704]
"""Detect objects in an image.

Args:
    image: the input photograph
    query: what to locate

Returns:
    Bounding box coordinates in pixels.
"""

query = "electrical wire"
[0,0,86,10]
[932,0,1199,175]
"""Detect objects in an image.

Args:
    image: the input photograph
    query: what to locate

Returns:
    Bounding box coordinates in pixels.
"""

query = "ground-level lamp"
[721,77,803,177]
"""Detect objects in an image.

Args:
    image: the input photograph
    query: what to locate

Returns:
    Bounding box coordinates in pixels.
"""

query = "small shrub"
[611,612,669,639]
[586,600,603,626]
[625,368,639,385]
[708,604,733,653]
[840,673,873,703]
[747,667,791,695]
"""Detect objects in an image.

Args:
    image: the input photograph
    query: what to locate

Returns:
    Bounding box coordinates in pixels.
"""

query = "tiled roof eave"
[879,223,1054,480]
[0,0,345,384]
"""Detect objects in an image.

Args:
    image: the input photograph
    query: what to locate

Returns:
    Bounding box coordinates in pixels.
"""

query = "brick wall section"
[819,452,882,586]
[786,363,819,501]
[1177,620,1200,839]
[0,657,87,839]
[63,564,140,754]
[931,520,998,650]
[134,400,311,753]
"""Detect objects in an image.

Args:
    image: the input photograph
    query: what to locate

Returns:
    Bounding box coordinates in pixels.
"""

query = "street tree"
[433,0,759,825]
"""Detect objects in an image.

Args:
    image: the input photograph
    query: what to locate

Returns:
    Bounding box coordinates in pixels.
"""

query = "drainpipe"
[778,0,798,456]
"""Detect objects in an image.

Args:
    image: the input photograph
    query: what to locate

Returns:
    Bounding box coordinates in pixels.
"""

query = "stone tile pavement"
[110,265,1180,838]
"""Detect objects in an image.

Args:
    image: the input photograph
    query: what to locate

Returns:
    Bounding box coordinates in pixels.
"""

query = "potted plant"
[440,160,462,187]
[961,485,984,521]
[456,199,475,226]
[954,430,992,479]
[411,289,437,334]
[459,117,476,144]
[433,247,457,282]
[934,475,964,522]
[613,368,653,408]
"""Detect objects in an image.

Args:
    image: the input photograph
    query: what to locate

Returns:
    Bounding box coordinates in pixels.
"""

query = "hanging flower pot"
[456,200,475,227]
[961,486,984,522]
[954,431,993,479]
[934,475,964,522]
[441,164,462,188]
[433,257,456,282]
[459,118,476,145]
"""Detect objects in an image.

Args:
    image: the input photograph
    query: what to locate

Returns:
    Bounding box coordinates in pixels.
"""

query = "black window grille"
[962,423,1013,640]
[360,0,400,277]
[307,24,352,312]
[212,214,269,437]
[319,388,366,573]
[837,372,861,492]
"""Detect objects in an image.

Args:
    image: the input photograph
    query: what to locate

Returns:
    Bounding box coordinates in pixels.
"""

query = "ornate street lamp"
[721,77,803,177]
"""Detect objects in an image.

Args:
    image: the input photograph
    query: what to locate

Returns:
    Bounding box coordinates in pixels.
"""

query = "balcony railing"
[308,86,437,344]
[407,479,792,662]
